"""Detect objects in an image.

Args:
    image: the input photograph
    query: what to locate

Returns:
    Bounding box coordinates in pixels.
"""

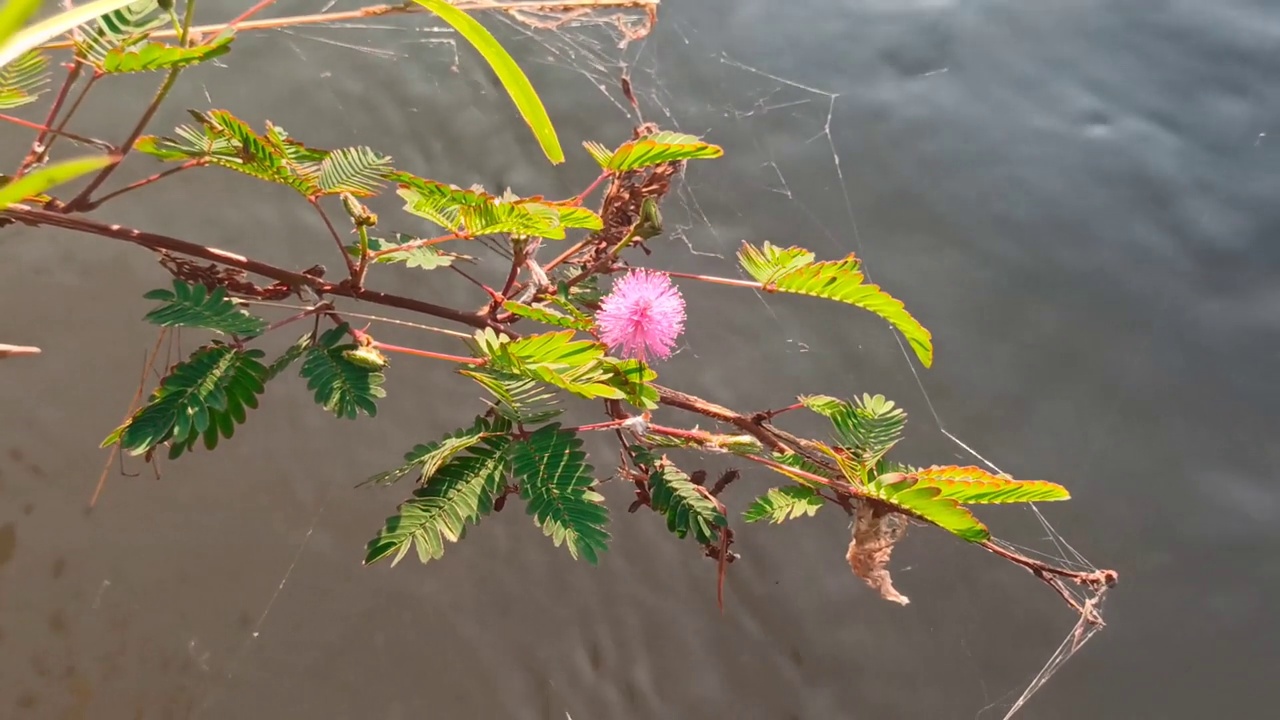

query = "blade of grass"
[0,0,141,68]
[0,154,117,205]
[410,0,563,164]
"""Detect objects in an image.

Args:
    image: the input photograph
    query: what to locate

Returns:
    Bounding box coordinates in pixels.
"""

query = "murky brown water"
[2,1,1278,717]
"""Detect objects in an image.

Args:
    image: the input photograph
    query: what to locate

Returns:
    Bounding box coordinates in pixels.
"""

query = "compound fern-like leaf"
[909,466,1071,504]
[738,241,933,367]
[800,392,906,468]
[501,300,592,331]
[459,366,562,425]
[71,0,165,67]
[364,434,512,566]
[586,131,724,171]
[645,459,725,544]
[865,474,989,542]
[511,424,610,563]
[0,49,46,109]
[105,343,267,458]
[100,31,233,73]
[141,280,268,336]
[743,485,825,524]
[265,333,312,381]
[364,416,499,487]
[138,112,393,198]
[314,145,392,195]
[300,325,386,419]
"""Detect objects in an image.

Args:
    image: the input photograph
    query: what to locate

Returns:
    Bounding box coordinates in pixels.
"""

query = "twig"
[367,231,464,260]
[89,331,166,510]
[18,59,83,175]
[39,71,101,164]
[0,113,112,151]
[65,1,199,210]
[36,0,663,50]
[311,199,358,277]
[1,206,497,332]
[85,160,205,209]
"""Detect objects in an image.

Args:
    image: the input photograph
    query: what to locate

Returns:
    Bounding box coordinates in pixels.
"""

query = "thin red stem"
[229,0,278,26]
[368,232,464,260]
[568,170,610,206]
[661,270,761,290]
[86,160,204,209]
[0,113,111,151]
[40,71,101,163]
[369,340,481,365]
[310,199,358,277]
[571,418,632,433]
[18,60,83,175]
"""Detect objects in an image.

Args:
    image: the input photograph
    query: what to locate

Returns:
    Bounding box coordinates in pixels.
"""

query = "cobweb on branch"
[212,3,1108,718]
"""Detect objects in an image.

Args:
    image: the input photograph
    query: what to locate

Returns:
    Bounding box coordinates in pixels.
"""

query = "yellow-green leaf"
[0,0,140,69]
[0,154,116,206]
[738,241,934,368]
[0,0,40,48]
[909,465,1071,504]
[411,0,563,164]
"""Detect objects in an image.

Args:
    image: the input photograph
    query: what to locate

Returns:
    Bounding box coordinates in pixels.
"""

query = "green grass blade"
[0,0,41,48]
[0,0,140,68]
[0,154,116,205]
[410,0,563,164]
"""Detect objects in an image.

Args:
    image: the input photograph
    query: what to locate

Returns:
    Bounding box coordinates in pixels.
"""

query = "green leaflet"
[0,48,45,109]
[0,154,115,206]
[864,473,990,543]
[363,416,498,487]
[103,344,268,458]
[394,174,600,239]
[743,485,824,524]
[99,31,234,74]
[409,0,562,164]
[583,131,724,172]
[800,393,906,470]
[511,424,610,563]
[142,280,269,336]
[299,325,386,419]
[365,434,513,566]
[137,111,393,198]
[265,334,313,381]
[501,300,592,331]
[468,328,636,402]
[909,466,1071,504]
[460,367,562,425]
[645,459,725,545]
[738,241,934,368]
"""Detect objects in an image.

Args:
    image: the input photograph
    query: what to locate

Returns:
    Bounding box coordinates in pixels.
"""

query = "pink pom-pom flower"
[594,268,686,362]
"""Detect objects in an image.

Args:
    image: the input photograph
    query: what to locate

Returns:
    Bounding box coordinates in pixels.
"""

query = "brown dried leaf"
[846,502,910,605]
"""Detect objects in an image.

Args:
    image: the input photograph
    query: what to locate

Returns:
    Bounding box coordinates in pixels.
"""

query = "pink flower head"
[595,268,686,362]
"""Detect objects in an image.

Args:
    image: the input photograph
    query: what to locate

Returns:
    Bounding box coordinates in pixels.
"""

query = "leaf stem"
[660,270,761,290]
[18,59,84,176]
[86,159,205,209]
[0,112,112,151]
[35,1,661,50]
[568,170,610,206]
[40,71,103,162]
[229,0,278,27]
[366,340,481,365]
[367,231,464,260]
[311,199,358,277]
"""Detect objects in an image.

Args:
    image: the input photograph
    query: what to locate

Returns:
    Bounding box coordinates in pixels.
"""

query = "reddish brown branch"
[0,206,495,332]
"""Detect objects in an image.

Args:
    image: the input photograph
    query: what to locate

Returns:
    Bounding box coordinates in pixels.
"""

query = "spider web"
[203,3,1110,717]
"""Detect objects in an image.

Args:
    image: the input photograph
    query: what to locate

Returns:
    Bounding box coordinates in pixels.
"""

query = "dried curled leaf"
[847,503,910,606]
